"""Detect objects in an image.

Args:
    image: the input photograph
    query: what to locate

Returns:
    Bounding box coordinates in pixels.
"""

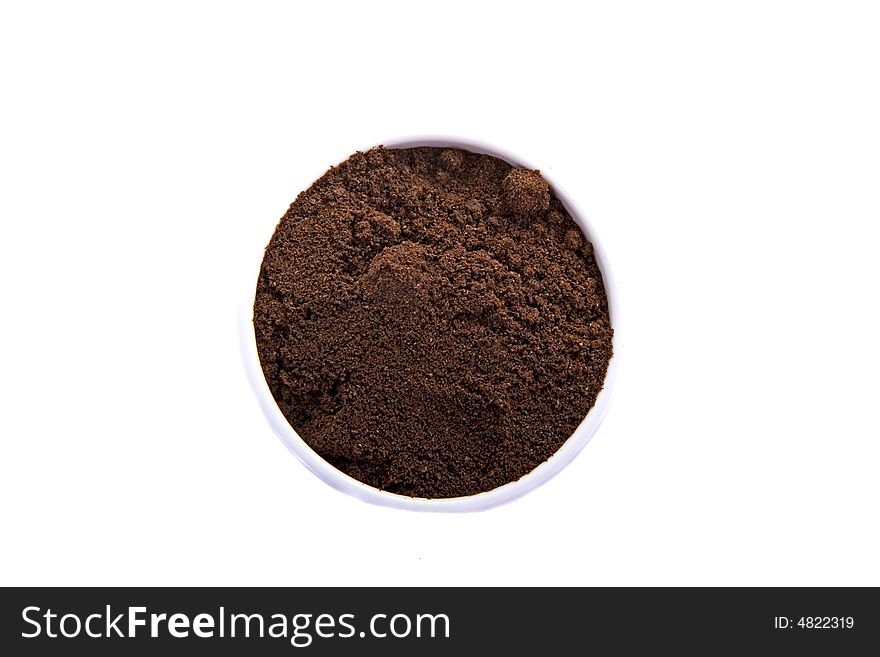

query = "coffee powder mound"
[501,168,550,216]
[254,147,613,498]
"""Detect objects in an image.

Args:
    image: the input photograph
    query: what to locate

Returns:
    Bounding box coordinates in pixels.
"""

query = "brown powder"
[254,146,613,498]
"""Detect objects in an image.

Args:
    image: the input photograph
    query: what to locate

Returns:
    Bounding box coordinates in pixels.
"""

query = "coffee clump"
[502,167,550,216]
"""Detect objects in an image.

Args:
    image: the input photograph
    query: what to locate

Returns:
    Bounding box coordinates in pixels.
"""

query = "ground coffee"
[254,146,613,498]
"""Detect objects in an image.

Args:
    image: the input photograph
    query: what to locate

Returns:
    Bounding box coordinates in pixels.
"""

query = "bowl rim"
[240,134,619,512]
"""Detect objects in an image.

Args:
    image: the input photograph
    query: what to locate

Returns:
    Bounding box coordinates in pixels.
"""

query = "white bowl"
[240,136,619,512]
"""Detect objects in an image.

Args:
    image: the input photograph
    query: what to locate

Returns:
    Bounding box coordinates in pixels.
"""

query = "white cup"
[240,135,619,512]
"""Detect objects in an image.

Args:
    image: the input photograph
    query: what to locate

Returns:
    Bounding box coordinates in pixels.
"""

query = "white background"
[1,1,878,586]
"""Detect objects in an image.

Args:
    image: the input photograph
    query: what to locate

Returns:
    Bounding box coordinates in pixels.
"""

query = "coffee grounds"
[254,147,613,498]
